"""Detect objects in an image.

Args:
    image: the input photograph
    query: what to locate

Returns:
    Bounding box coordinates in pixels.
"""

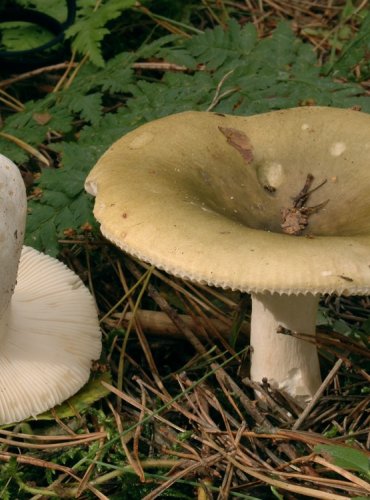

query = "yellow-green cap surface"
[85,107,370,295]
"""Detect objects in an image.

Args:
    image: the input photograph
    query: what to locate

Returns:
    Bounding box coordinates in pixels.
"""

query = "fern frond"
[65,0,136,67]
[0,20,367,256]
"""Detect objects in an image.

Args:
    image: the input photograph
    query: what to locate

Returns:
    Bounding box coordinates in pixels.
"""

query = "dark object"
[280,174,329,236]
[0,0,76,70]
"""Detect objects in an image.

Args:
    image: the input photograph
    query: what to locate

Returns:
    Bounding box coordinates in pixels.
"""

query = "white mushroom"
[0,154,101,423]
[85,107,370,403]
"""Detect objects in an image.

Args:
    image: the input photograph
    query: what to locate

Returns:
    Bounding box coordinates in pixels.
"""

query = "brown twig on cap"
[281,173,329,235]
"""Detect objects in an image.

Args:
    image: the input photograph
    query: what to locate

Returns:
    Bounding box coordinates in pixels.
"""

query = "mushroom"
[85,106,370,402]
[0,154,101,424]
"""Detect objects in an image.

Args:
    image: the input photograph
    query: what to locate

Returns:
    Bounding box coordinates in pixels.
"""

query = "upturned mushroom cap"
[0,246,101,423]
[85,107,370,295]
[0,154,101,423]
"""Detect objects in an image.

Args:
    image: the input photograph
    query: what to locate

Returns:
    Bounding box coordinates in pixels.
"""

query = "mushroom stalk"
[85,107,370,406]
[0,155,26,327]
[250,293,321,401]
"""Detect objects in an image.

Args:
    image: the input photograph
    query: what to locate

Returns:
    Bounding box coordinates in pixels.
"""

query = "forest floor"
[0,1,369,499]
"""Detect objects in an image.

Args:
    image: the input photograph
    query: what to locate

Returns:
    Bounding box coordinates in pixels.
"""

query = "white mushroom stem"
[250,293,321,402]
[0,155,26,324]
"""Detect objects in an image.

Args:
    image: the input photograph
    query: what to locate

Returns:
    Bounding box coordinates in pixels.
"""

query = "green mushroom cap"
[85,107,370,295]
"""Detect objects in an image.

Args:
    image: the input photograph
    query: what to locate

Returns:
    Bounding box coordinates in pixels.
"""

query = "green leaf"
[333,319,353,335]
[0,21,52,51]
[92,52,135,93]
[187,19,257,70]
[324,11,370,79]
[16,0,68,23]
[315,444,370,476]
[2,19,365,257]
[26,190,97,256]
[35,371,112,420]
[0,96,73,163]
[26,203,59,256]
[139,34,181,60]
[361,318,370,334]
[271,486,284,500]
[37,190,70,209]
[68,93,103,125]
[66,0,137,67]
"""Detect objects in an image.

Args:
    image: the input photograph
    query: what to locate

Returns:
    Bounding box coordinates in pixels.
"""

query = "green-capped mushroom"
[85,107,370,402]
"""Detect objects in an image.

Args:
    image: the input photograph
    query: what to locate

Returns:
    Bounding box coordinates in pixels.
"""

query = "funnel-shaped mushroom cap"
[0,246,101,424]
[85,107,370,295]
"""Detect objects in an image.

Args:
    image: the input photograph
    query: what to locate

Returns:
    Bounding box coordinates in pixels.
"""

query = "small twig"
[132,62,192,72]
[292,175,327,209]
[106,309,248,339]
[0,62,77,88]
[125,260,211,357]
[206,70,236,111]
[102,381,186,434]
[293,358,344,430]
[49,408,78,436]
[292,173,315,208]
[0,433,107,450]
[219,422,246,499]
[135,375,212,428]
[64,54,89,89]
[142,453,222,500]
[89,459,184,485]
[281,173,329,235]
[76,425,106,497]
[0,132,50,166]
[53,52,77,93]
[107,400,142,479]
[243,378,294,423]
[0,429,98,441]
[126,259,272,429]
[314,455,370,493]
[133,379,147,481]
[202,438,350,500]
[0,93,24,112]
[0,451,103,497]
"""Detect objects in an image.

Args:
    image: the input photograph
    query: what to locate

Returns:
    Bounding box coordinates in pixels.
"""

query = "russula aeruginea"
[85,107,370,402]
[0,154,101,424]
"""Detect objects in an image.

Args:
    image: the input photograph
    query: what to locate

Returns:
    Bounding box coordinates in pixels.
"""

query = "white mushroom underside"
[0,246,101,424]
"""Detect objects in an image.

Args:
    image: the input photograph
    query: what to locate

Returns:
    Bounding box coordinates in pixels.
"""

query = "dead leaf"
[33,112,52,125]
[281,174,329,235]
[281,207,309,235]
[219,126,253,164]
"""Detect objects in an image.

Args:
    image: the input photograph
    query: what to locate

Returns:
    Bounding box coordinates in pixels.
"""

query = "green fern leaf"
[0,97,73,163]
[2,20,365,256]
[324,11,370,79]
[73,52,135,94]
[25,142,101,255]
[187,19,257,70]
[65,0,136,67]
[67,92,103,125]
